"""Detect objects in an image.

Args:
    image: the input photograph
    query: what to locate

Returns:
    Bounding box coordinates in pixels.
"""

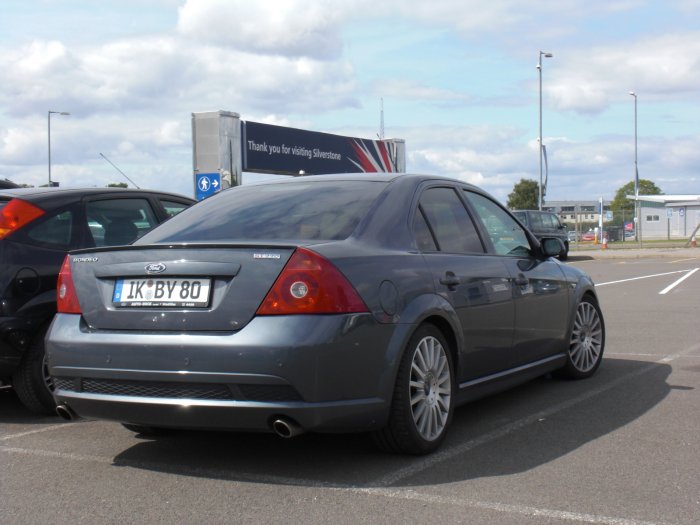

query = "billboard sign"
[242,121,403,175]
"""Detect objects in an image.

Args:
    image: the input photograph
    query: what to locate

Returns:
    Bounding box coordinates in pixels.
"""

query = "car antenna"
[99,153,141,189]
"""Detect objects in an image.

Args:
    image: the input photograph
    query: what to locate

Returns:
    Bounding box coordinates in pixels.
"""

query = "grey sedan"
[47,174,605,455]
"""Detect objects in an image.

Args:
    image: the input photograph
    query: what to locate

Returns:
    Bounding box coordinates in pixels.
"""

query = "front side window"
[160,199,190,218]
[463,191,531,256]
[417,187,483,254]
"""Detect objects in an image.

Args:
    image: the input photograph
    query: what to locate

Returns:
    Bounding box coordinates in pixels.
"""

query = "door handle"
[440,271,460,290]
[514,273,529,287]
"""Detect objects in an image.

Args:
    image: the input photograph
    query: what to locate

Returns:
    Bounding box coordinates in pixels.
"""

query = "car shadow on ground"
[564,254,595,262]
[0,387,62,425]
[108,357,671,488]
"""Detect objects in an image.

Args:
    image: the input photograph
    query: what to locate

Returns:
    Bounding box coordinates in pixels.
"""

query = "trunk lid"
[69,244,295,332]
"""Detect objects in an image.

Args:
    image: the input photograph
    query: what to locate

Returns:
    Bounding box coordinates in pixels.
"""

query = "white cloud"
[546,33,700,113]
[176,0,348,59]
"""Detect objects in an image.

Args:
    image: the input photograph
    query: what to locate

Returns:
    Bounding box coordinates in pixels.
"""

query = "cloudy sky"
[1,0,699,203]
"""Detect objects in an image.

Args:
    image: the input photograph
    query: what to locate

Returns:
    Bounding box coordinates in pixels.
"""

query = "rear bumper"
[52,390,387,433]
[48,313,407,433]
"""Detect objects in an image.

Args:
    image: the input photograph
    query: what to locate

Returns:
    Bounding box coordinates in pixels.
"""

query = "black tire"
[373,324,455,455]
[12,325,58,415]
[559,243,569,260]
[559,295,605,379]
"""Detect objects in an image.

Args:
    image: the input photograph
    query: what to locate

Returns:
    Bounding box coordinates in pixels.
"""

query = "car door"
[463,191,570,365]
[414,185,518,381]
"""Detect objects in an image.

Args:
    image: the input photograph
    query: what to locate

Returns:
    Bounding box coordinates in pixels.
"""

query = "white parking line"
[2,349,693,525]
[658,268,699,295]
[0,445,667,525]
[348,488,666,525]
[372,349,688,487]
[596,269,691,287]
[0,423,69,442]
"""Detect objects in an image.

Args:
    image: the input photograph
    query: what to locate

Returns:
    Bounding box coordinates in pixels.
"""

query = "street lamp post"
[48,110,70,187]
[537,51,553,210]
[629,92,639,245]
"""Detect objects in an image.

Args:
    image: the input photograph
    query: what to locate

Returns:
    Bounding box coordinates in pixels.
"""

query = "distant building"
[541,200,613,225]
[630,195,700,240]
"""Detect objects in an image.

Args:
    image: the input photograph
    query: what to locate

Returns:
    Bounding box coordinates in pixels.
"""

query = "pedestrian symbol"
[195,172,221,201]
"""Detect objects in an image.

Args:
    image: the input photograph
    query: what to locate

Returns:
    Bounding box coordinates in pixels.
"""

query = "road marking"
[658,268,699,295]
[0,423,69,441]
[0,445,668,525]
[371,350,687,488]
[596,269,691,287]
[348,488,666,525]
[669,257,698,264]
[0,445,111,464]
[3,348,696,525]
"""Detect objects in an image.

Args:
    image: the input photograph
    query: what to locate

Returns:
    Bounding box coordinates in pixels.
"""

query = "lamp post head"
[629,91,636,97]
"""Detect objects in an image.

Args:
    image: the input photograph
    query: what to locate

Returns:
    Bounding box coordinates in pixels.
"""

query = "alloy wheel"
[409,335,452,441]
[569,300,604,373]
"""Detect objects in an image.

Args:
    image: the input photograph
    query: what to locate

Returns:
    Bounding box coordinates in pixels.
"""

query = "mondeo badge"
[145,263,167,274]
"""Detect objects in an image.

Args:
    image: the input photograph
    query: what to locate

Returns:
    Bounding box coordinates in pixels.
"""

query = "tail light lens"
[57,255,82,314]
[0,198,45,239]
[256,247,368,315]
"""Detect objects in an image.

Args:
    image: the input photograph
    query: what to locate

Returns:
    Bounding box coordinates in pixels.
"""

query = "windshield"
[138,180,387,244]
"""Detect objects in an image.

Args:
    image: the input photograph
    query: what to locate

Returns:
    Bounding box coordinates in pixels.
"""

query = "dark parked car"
[0,187,194,414]
[512,210,569,259]
[1,178,20,189]
[48,174,605,454]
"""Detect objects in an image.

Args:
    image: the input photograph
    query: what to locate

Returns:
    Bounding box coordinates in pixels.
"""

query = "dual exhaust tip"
[56,404,78,421]
[271,417,303,439]
[56,406,304,439]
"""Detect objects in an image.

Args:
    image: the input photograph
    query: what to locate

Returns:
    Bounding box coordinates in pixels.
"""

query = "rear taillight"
[57,255,82,314]
[0,198,45,239]
[256,247,368,315]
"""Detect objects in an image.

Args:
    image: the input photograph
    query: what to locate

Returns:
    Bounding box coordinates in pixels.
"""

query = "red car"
[581,232,596,241]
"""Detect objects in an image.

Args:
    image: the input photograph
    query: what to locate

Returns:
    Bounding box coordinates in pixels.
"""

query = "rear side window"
[417,187,483,254]
[26,211,73,248]
[530,212,545,230]
[139,181,386,243]
[86,198,159,247]
[541,213,561,229]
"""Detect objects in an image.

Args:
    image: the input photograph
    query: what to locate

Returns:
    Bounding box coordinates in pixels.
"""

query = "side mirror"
[541,238,565,257]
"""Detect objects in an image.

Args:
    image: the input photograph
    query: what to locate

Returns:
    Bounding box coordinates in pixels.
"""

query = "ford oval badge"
[145,263,167,274]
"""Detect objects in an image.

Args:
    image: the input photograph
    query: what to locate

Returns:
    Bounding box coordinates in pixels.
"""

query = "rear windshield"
[138,180,387,243]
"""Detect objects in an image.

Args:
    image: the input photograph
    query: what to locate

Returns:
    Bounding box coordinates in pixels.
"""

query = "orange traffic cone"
[692,236,697,248]
[602,235,608,249]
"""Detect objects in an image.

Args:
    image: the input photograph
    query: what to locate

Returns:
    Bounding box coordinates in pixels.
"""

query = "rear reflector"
[256,247,368,315]
[57,255,82,314]
[0,198,45,239]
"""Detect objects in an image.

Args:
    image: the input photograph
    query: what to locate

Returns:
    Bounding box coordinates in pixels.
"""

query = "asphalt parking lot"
[2,249,699,525]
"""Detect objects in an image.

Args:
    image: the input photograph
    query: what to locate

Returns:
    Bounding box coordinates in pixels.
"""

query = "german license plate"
[113,278,211,308]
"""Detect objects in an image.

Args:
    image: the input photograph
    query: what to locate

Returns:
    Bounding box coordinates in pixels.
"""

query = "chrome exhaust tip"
[271,417,303,439]
[56,404,78,421]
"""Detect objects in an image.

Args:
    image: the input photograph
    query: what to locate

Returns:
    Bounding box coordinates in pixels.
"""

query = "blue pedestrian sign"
[195,172,221,201]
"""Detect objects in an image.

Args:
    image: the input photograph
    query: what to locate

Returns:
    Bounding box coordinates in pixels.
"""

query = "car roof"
[240,172,487,192]
[0,186,194,204]
[0,178,20,189]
